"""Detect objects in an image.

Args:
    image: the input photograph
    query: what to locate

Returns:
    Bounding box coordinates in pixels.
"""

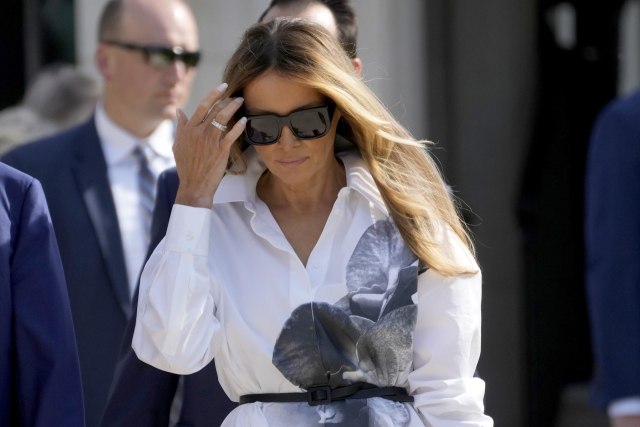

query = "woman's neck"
[257,157,346,214]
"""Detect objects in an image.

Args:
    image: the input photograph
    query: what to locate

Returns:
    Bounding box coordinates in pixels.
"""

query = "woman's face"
[243,71,341,187]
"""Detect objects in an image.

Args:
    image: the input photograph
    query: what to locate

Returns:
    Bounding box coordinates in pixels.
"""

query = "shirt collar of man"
[94,101,174,165]
[213,145,389,216]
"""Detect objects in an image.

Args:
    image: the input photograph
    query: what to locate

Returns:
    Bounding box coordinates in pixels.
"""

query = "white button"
[313,261,320,268]
[186,232,194,241]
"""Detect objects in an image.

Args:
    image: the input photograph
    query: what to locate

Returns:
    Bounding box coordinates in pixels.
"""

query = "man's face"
[262,3,339,39]
[98,0,199,123]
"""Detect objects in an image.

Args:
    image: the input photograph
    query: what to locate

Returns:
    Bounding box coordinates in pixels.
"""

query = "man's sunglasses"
[101,40,201,68]
[243,103,336,145]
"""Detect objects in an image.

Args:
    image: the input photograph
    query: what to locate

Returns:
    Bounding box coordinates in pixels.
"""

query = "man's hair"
[98,0,125,41]
[258,0,358,58]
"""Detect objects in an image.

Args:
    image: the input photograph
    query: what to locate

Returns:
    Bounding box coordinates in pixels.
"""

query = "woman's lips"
[276,157,308,167]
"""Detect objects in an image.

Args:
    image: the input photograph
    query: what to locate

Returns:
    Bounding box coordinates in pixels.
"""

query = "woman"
[133,18,493,427]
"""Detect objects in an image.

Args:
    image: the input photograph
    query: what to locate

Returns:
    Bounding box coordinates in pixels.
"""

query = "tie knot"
[135,143,155,165]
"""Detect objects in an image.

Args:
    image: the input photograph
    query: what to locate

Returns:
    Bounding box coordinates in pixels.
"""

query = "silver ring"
[211,119,227,131]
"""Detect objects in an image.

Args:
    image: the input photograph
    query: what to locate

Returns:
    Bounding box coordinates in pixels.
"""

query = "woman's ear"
[351,58,363,76]
[333,108,343,128]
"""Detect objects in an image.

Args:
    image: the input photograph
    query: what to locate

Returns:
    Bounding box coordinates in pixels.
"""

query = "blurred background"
[2,0,639,425]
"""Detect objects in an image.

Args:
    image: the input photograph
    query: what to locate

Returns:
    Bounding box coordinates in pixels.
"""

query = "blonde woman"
[133,18,493,427]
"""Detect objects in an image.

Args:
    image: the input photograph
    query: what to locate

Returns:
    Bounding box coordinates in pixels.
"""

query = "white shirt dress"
[132,147,494,427]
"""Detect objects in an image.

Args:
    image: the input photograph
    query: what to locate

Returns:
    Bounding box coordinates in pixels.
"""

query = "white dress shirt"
[94,104,175,296]
[133,147,493,427]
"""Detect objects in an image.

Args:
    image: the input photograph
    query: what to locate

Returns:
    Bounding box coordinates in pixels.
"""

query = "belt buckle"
[307,385,332,406]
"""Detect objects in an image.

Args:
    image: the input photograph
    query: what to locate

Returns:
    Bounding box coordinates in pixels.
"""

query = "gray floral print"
[271,218,424,426]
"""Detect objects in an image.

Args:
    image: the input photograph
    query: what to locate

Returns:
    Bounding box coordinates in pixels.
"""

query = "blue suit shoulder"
[159,166,178,186]
[0,162,35,194]
[0,163,37,223]
[1,119,94,173]
[593,88,640,138]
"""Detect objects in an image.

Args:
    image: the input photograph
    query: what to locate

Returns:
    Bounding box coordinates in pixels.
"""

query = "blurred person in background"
[2,0,200,426]
[260,0,362,75]
[0,62,100,156]
[0,162,84,427]
[100,2,364,427]
[585,89,640,427]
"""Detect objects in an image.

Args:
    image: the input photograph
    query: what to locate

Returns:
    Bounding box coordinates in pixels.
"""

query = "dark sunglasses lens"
[246,118,279,144]
[147,49,175,67]
[182,52,200,68]
[291,111,328,139]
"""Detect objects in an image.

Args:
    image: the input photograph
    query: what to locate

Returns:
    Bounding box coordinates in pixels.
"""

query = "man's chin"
[159,103,181,121]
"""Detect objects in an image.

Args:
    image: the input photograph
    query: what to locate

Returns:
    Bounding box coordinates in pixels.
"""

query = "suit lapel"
[72,119,131,318]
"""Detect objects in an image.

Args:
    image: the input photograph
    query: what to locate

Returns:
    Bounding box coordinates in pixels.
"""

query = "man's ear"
[95,44,112,81]
[351,57,362,76]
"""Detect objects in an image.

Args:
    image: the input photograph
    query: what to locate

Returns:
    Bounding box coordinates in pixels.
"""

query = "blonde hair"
[222,18,476,277]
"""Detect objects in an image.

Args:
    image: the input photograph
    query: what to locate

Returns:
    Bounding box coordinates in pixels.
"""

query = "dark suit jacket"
[101,168,236,427]
[585,88,640,409]
[0,163,84,426]
[2,119,131,427]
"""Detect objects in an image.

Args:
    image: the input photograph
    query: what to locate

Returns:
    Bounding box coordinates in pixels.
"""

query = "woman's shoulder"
[432,221,479,275]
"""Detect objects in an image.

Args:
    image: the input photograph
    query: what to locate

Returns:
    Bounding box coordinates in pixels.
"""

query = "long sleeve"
[133,204,223,375]
[585,100,640,409]
[12,179,85,427]
[408,228,492,426]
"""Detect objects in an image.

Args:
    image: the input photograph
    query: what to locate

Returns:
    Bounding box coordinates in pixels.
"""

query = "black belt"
[239,382,413,407]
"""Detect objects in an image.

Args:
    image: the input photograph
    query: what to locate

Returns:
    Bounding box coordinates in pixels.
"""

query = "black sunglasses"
[243,103,336,146]
[102,40,201,68]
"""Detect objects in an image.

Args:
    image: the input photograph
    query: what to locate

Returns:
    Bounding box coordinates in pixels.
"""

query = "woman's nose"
[278,125,301,146]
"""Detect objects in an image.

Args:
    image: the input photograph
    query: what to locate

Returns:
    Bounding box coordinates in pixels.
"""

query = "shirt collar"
[213,145,389,215]
[94,102,175,165]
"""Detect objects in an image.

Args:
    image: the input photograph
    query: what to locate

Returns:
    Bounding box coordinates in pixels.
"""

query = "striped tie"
[136,144,157,246]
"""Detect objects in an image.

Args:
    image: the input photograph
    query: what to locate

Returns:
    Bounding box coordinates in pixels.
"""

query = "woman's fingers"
[221,117,247,151]
[188,83,228,126]
[203,98,233,123]
[210,97,244,130]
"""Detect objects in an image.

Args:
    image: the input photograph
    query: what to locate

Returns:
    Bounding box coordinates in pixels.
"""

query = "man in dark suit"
[585,88,640,427]
[100,1,362,426]
[2,1,200,426]
[0,163,84,427]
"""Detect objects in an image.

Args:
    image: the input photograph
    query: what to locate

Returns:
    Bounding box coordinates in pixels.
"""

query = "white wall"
[74,0,428,138]
[619,0,640,95]
[445,1,536,424]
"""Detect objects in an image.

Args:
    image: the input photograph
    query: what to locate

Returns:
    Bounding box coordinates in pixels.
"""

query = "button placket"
[289,253,312,311]
[305,191,347,291]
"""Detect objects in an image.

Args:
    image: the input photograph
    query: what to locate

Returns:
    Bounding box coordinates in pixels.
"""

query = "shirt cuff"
[608,396,640,418]
[164,204,211,256]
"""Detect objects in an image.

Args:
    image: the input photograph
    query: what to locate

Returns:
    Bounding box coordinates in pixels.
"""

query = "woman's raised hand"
[173,83,246,209]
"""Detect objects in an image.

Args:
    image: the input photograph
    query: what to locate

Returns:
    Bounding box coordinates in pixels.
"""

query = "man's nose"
[163,60,188,84]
